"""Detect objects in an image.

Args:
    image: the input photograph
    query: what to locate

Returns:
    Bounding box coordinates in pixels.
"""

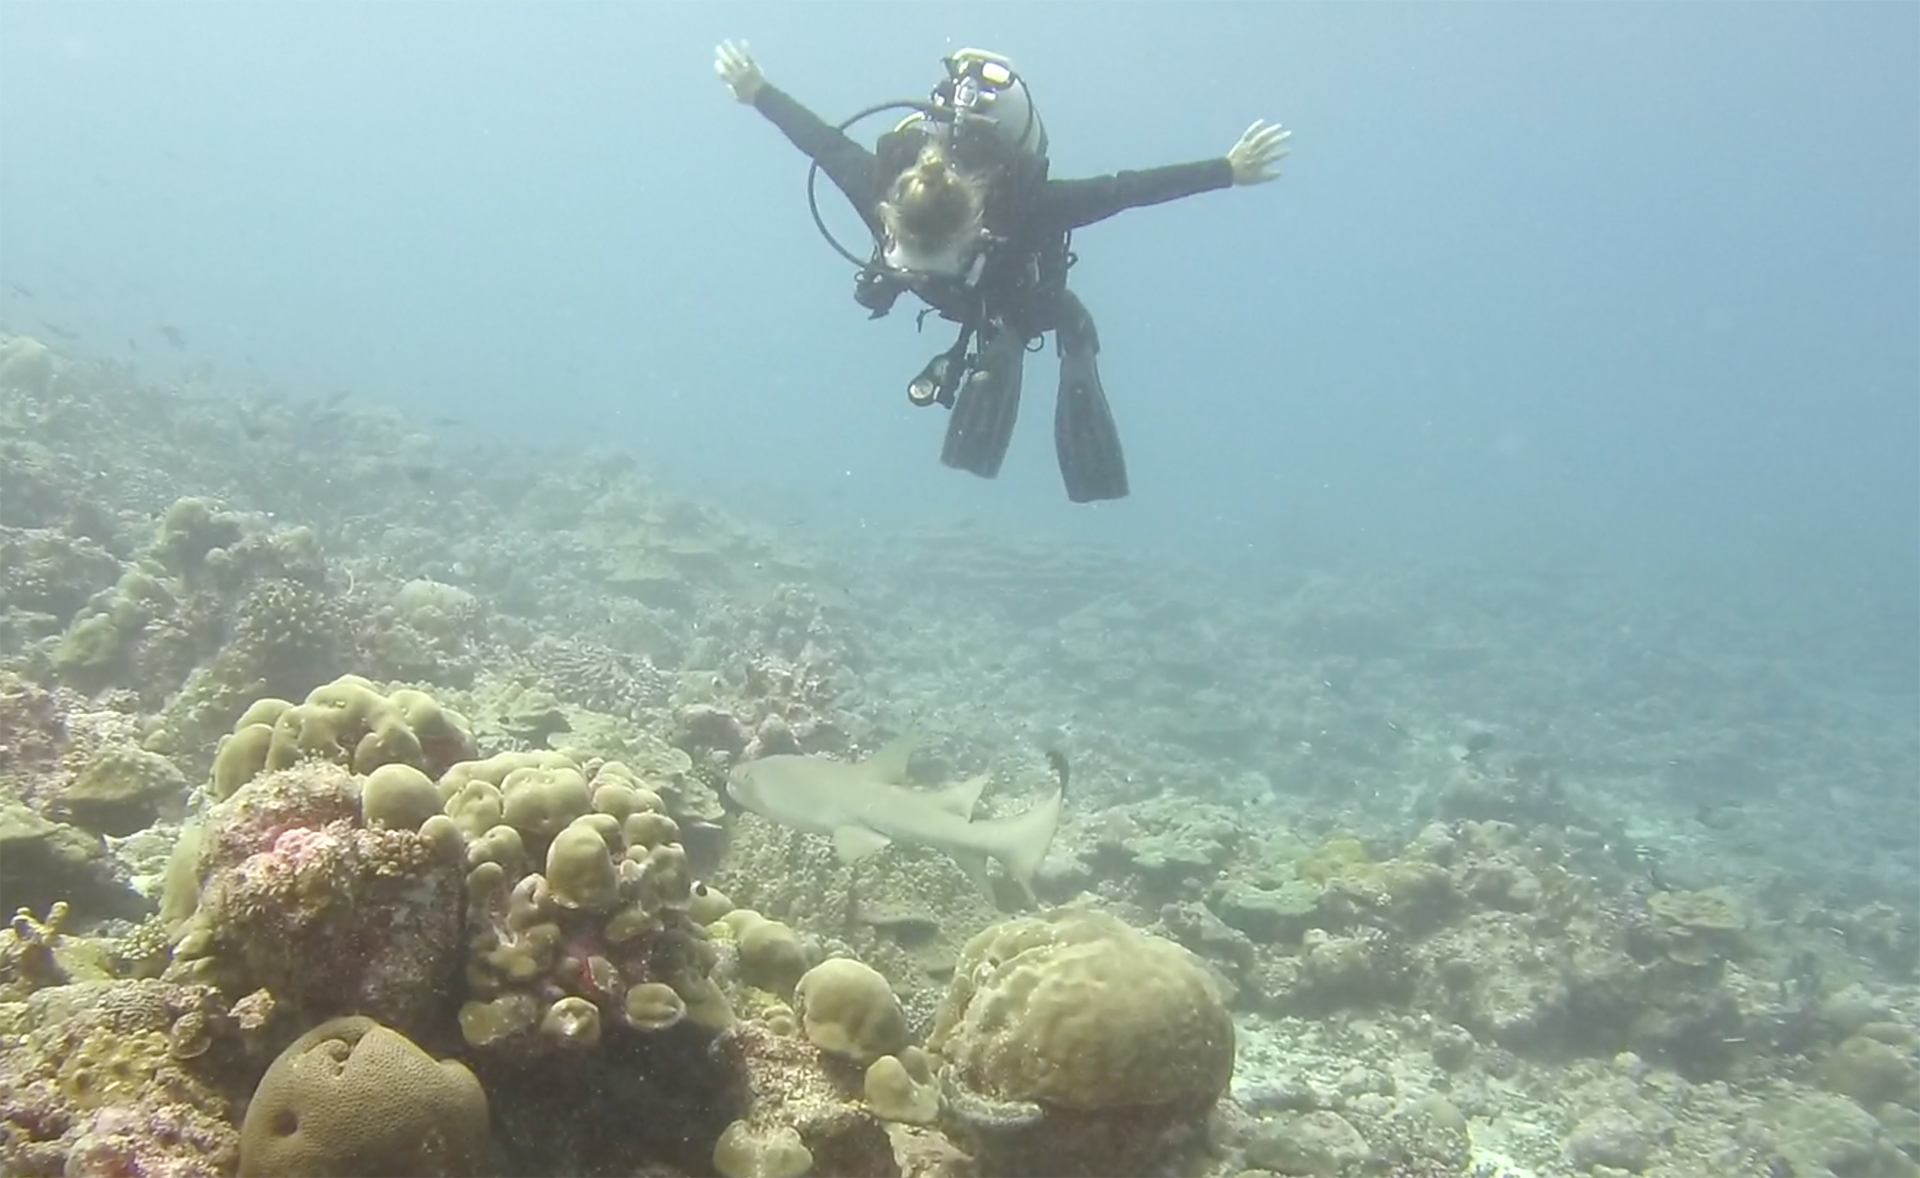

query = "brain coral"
[928,908,1234,1115]
[238,1015,490,1177]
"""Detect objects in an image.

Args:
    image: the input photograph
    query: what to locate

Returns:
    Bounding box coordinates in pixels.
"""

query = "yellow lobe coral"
[793,957,907,1063]
[713,1120,813,1178]
[865,1047,941,1125]
[361,763,440,831]
[545,819,619,911]
[540,996,603,1049]
[625,981,688,1031]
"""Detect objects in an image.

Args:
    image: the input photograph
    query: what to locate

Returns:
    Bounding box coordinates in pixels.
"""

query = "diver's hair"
[878,143,986,256]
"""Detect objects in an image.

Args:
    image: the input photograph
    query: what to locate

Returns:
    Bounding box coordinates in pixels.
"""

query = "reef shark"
[723,738,1064,898]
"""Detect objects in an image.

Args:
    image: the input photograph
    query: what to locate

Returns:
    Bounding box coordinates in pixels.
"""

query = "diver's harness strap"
[897,225,1074,409]
[898,246,991,409]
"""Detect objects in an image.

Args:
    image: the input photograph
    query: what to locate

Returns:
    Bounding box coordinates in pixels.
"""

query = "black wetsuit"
[753,83,1231,333]
[751,83,1235,501]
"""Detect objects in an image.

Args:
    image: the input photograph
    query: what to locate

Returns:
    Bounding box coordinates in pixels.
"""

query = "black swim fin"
[1054,293,1129,503]
[940,324,1025,479]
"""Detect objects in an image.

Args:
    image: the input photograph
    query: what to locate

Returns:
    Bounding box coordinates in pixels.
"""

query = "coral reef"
[449,750,719,1053]
[2,333,1915,1178]
[48,498,346,735]
[237,1015,490,1177]
[714,1020,900,1178]
[0,673,158,916]
[165,757,466,1038]
[0,979,244,1176]
[928,908,1235,1176]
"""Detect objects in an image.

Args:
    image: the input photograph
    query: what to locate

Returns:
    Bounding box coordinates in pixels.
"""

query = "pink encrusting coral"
[266,825,333,868]
[166,762,465,1042]
[193,764,361,880]
[63,1102,239,1178]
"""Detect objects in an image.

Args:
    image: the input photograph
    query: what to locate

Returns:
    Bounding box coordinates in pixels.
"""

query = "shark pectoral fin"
[861,735,922,784]
[927,773,992,819]
[831,824,894,864]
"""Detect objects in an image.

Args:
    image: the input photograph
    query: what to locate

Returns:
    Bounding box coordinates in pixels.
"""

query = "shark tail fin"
[981,787,1065,899]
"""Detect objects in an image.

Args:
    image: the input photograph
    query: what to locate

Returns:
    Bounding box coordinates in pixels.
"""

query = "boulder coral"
[927,907,1235,1176]
[931,907,1235,1114]
[238,1015,490,1177]
[793,957,908,1064]
[165,758,466,1039]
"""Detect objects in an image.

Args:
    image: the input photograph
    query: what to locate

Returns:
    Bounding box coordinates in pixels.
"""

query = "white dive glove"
[1227,120,1292,185]
[714,40,765,105]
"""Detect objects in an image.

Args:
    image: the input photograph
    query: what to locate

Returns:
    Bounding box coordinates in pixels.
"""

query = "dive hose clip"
[854,267,902,318]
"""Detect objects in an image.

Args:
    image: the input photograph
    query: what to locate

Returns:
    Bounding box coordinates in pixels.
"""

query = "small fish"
[1635,843,1674,892]
[42,322,78,340]
[157,325,185,348]
[1044,748,1070,797]
[7,283,32,298]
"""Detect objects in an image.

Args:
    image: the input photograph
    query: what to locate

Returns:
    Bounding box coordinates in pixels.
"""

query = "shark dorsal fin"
[832,824,894,864]
[860,736,921,784]
[926,772,991,819]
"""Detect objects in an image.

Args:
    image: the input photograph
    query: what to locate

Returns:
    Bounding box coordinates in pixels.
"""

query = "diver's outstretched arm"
[714,41,884,227]
[1035,120,1293,234]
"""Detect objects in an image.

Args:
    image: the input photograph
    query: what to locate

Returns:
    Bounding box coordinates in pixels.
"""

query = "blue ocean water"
[3,3,1911,570]
[3,6,1918,1173]
[7,0,1914,797]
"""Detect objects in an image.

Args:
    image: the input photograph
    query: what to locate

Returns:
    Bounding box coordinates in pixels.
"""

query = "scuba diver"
[714,40,1291,503]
